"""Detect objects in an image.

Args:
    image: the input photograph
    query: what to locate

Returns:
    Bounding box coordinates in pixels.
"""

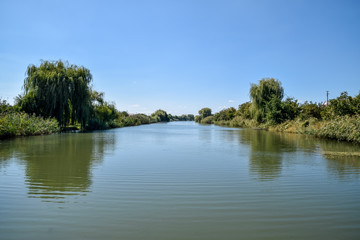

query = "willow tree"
[151,109,169,122]
[249,78,284,123]
[23,60,92,127]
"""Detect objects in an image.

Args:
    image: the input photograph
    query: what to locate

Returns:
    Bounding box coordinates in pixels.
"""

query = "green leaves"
[195,107,212,122]
[151,109,169,122]
[249,78,284,123]
[21,60,92,128]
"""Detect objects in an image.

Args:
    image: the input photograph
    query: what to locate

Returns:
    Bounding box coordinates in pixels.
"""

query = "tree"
[198,108,212,118]
[299,101,323,120]
[280,97,300,121]
[195,107,212,123]
[329,92,356,116]
[86,90,119,130]
[249,78,284,123]
[151,109,169,122]
[236,102,251,119]
[21,60,92,127]
[213,107,236,121]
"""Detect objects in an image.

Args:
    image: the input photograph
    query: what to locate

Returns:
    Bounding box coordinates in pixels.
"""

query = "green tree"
[300,101,323,120]
[86,90,121,130]
[329,92,357,116]
[213,107,236,121]
[21,60,92,128]
[195,107,212,122]
[249,78,284,123]
[265,97,283,124]
[236,102,251,119]
[0,99,19,113]
[280,97,300,121]
[199,108,212,118]
[151,109,169,122]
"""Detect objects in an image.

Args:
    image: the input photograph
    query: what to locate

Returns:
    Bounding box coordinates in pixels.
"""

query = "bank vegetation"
[195,78,360,143]
[1,60,194,139]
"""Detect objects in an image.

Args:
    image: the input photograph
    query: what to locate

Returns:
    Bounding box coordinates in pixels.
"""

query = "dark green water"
[1,122,360,240]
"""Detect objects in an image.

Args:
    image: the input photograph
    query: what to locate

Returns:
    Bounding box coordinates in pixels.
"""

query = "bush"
[229,116,258,128]
[312,115,360,143]
[299,101,323,120]
[213,107,236,121]
[196,108,212,123]
[151,109,169,122]
[236,102,251,119]
[194,115,202,123]
[200,116,214,124]
[0,112,59,139]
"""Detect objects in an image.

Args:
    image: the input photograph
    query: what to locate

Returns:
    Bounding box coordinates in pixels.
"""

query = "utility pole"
[326,91,329,106]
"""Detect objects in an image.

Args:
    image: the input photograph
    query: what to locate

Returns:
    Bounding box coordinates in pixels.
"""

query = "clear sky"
[0,0,359,115]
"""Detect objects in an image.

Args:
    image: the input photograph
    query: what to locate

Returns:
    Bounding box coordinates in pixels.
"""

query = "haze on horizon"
[0,0,359,115]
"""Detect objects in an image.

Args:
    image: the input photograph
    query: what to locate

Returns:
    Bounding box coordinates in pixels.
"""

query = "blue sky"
[1,0,359,115]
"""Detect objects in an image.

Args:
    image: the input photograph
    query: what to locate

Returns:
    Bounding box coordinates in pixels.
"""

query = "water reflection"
[0,132,115,202]
[239,130,285,181]
[237,128,360,181]
[319,140,360,180]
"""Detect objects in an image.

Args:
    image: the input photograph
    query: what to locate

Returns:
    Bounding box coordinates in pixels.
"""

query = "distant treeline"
[0,60,193,139]
[195,78,360,143]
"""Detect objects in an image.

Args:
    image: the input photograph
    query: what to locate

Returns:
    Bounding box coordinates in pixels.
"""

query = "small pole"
[326,91,329,105]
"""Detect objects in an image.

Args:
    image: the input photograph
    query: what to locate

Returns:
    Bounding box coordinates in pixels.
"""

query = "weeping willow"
[23,60,92,127]
[249,78,284,123]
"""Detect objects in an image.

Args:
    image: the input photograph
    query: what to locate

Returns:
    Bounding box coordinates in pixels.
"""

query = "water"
[1,122,360,240]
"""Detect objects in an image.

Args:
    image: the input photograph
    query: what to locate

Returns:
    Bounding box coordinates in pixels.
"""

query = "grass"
[0,112,59,139]
[321,151,360,157]
[213,115,360,144]
[269,115,360,144]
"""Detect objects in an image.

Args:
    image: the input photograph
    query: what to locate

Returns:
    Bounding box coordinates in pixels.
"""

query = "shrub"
[0,112,59,139]
[313,115,360,143]
[200,116,214,124]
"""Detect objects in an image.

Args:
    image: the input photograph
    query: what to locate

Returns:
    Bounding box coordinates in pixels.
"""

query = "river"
[1,122,360,240]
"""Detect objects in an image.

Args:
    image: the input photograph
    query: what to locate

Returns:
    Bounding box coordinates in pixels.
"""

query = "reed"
[0,112,59,139]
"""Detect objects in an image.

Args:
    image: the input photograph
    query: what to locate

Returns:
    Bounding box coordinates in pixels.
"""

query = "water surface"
[1,122,360,240]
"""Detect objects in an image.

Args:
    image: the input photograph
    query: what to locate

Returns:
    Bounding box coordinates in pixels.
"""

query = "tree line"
[195,78,360,143]
[1,60,194,138]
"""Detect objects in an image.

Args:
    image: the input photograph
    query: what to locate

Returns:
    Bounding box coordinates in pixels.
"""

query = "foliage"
[151,109,170,122]
[200,116,214,124]
[249,78,284,123]
[280,97,300,121]
[20,60,92,128]
[199,107,212,118]
[1,99,20,113]
[116,114,152,127]
[230,116,258,128]
[195,77,360,143]
[0,112,59,139]
[321,92,360,120]
[271,115,360,143]
[299,101,323,120]
[265,96,283,124]
[195,107,212,123]
[169,114,194,121]
[312,115,360,143]
[213,107,236,121]
[86,90,119,130]
[236,102,251,119]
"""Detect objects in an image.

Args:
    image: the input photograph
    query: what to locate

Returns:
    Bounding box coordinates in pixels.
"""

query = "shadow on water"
[238,130,286,181]
[0,132,115,202]
[319,140,360,180]
[237,128,360,181]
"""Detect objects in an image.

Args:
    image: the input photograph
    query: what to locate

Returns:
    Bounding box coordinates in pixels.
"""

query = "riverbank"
[195,78,360,144]
[211,115,360,144]
[0,111,195,140]
[0,112,59,139]
[269,115,360,143]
